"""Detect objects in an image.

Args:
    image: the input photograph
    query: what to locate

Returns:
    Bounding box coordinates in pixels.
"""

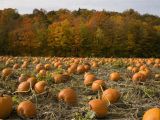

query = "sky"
[0,0,160,16]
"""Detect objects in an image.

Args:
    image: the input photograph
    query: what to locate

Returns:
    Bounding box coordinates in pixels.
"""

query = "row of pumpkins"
[0,57,160,119]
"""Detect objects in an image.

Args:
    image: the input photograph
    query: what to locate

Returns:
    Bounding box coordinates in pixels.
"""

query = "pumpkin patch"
[0,57,159,119]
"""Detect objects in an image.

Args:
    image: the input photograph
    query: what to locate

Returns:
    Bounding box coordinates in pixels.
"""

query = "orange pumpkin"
[13,63,20,69]
[53,74,64,83]
[77,65,86,74]
[35,63,44,72]
[2,68,12,77]
[58,88,77,105]
[92,62,99,68]
[38,69,46,77]
[0,95,13,119]
[84,74,96,86]
[27,77,37,87]
[142,108,160,120]
[44,64,51,70]
[132,72,146,83]
[17,100,36,118]
[102,88,120,104]
[131,67,139,73]
[92,80,106,92]
[17,81,30,92]
[89,99,108,118]
[109,72,120,81]
[34,81,47,94]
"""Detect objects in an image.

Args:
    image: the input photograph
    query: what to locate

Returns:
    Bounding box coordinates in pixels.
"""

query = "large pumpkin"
[0,95,13,119]
[142,108,160,120]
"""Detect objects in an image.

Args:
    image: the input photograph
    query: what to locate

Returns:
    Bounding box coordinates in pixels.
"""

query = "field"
[0,57,160,120]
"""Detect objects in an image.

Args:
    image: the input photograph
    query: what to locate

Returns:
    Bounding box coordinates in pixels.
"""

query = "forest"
[0,8,160,57]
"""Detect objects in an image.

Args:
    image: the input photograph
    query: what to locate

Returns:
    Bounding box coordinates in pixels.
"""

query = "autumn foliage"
[0,8,160,57]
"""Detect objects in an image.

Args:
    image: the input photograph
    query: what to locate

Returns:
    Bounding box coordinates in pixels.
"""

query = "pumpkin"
[34,81,47,94]
[142,108,160,120]
[27,77,37,87]
[2,68,12,77]
[77,65,86,74]
[88,99,108,118]
[67,67,76,74]
[127,66,133,71]
[58,88,77,105]
[44,64,51,70]
[35,63,44,72]
[17,100,36,118]
[102,88,120,104]
[92,80,106,92]
[38,69,46,77]
[18,74,30,83]
[109,72,120,81]
[84,72,93,79]
[17,81,30,92]
[132,72,146,83]
[53,74,64,83]
[131,67,139,73]
[92,62,98,68]
[84,74,96,86]
[21,63,27,69]
[13,63,19,69]
[0,95,13,119]
[84,63,91,71]
[139,70,150,78]
[54,62,61,68]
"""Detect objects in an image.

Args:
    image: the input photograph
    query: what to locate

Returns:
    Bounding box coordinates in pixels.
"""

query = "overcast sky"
[0,0,160,16]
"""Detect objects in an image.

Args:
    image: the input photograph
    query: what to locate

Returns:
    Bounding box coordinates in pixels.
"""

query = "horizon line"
[0,7,160,17]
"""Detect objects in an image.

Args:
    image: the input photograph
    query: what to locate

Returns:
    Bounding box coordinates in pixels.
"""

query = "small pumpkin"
[84,72,93,79]
[35,63,44,72]
[132,72,146,83]
[84,63,91,71]
[88,99,108,118]
[17,81,30,92]
[127,66,133,71]
[13,63,20,69]
[27,77,37,87]
[21,63,28,69]
[44,64,51,70]
[109,72,120,81]
[102,88,120,104]
[17,100,36,118]
[53,73,64,83]
[2,68,12,77]
[92,62,99,68]
[131,67,139,73]
[34,81,47,94]
[18,74,28,83]
[91,80,106,92]
[84,74,96,86]
[58,88,77,105]
[77,65,86,74]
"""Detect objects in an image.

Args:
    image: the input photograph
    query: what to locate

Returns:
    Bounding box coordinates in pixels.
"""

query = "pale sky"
[0,0,160,16]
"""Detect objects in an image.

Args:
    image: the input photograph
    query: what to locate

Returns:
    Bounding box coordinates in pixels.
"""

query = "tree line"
[0,8,160,57]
